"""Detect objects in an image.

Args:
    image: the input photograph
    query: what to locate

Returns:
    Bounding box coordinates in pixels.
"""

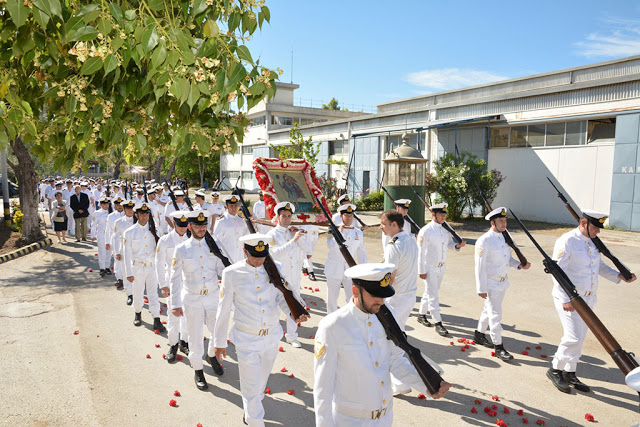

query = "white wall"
[490,143,615,224]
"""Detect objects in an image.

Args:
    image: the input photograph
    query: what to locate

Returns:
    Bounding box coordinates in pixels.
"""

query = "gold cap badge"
[380,273,391,287]
[197,212,205,221]
[255,241,266,252]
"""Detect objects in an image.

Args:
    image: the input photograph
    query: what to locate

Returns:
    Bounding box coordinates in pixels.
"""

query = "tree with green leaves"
[0,0,279,244]
[322,97,340,110]
[270,122,319,166]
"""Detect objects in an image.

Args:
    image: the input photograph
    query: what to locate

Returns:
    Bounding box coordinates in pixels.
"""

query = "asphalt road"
[1,211,640,426]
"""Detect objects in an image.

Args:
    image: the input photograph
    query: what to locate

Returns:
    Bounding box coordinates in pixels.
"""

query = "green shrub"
[355,190,384,211]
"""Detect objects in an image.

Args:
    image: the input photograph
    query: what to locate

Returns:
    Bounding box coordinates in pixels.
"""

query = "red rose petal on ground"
[286,389,294,395]
[280,367,287,372]
[314,288,320,292]
[540,354,547,358]
[491,404,497,410]
[154,329,160,335]
[73,330,79,335]
[522,417,528,424]
[492,396,499,401]
[464,344,470,349]
[491,351,495,356]
[489,410,497,417]
[525,346,530,350]
[89,269,93,272]
[470,341,476,345]
[474,399,482,405]
[144,299,149,303]
[310,335,315,339]
[496,419,507,427]
[155,344,161,348]
[450,342,454,345]
[278,347,284,352]
[461,348,465,352]
[169,399,177,407]
[522,351,529,355]
[484,406,490,413]
[264,387,271,394]
[305,306,310,310]
[536,420,545,426]
[162,354,166,359]
[227,340,231,343]
[503,407,510,414]
[517,409,524,416]
[197,424,203,427]
[146,354,151,358]
[289,374,294,378]
[535,345,541,349]
[417,393,426,399]
[174,390,181,396]
[164,303,168,307]
[471,407,477,413]
[177,355,183,361]
[162,321,167,324]
[584,413,595,422]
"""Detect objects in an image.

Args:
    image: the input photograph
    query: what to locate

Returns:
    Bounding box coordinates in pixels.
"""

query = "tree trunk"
[198,156,205,187]
[153,156,165,182]
[113,159,122,179]
[10,137,44,244]
[165,157,178,183]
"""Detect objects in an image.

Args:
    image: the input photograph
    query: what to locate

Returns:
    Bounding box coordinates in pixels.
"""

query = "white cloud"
[576,18,640,58]
[406,68,508,92]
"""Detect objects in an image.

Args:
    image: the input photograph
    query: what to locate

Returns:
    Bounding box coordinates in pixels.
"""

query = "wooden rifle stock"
[315,196,445,396]
[511,210,639,378]
[409,185,463,244]
[234,187,309,321]
[546,177,633,281]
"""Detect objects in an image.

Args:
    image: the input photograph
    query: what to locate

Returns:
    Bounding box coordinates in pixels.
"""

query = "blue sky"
[247,0,640,111]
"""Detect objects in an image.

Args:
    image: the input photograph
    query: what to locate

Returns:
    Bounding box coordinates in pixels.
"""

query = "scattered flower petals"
[471,341,476,345]
[450,342,454,345]
[155,344,161,348]
[461,348,466,352]
[197,424,203,427]
[169,399,177,407]
[264,387,271,394]
[464,344,470,349]
[162,321,167,324]
[89,269,93,272]
[522,417,528,424]
[162,354,166,359]
[525,346,531,350]
[517,409,524,416]
[503,407,510,414]
[174,390,181,397]
[289,374,294,378]
[286,389,294,395]
[496,419,507,427]
[471,407,477,413]
[535,345,541,349]
[491,351,495,357]
[278,347,284,352]
[305,306,310,310]
[484,406,491,413]
[522,351,529,355]
[492,404,498,410]
[144,298,149,303]
[489,410,497,417]
[280,367,287,372]
[474,399,482,405]
[310,335,315,339]
[146,354,151,358]
[492,395,499,401]
[536,420,545,426]
[164,303,168,307]
[177,355,183,361]
[417,393,426,399]
[585,413,595,422]
[73,330,79,335]
[540,354,547,358]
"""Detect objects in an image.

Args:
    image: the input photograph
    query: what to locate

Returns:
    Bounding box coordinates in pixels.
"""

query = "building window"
[490,128,509,148]
[249,116,265,127]
[242,171,253,182]
[566,121,586,146]
[330,140,349,155]
[388,133,420,151]
[242,145,254,155]
[546,123,565,146]
[228,171,240,180]
[587,118,615,144]
[528,124,545,147]
[271,115,293,126]
[510,126,527,148]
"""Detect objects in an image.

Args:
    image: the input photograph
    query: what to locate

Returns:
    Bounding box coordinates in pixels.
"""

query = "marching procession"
[33,175,640,426]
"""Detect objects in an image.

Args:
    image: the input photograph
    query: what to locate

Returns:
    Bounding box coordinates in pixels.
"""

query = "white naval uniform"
[314,300,428,427]
[123,222,160,317]
[113,215,134,295]
[155,230,189,346]
[252,200,270,234]
[208,202,225,232]
[91,208,110,269]
[474,229,521,345]
[417,221,459,322]
[551,227,621,372]
[164,201,187,229]
[150,199,165,237]
[300,225,319,274]
[62,187,75,234]
[213,212,250,263]
[381,220,413,249]
[332,212,362,229]
[266,225,308,342]
[105,210,123,277]
[324,227,368,313]
[214,260,295,427]
[194,201,217,233]
[383,230,419,392]
[170,236,226,370]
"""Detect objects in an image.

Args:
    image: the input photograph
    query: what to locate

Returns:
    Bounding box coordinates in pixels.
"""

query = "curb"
[0,238,53,264]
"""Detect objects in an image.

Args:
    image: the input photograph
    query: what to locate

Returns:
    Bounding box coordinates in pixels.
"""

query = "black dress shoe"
[434,322,448,337]
[99,269,106,277]
[126,295,133,306]
[563,371,590,392]
[153,317,167,333]
[105,268,112,275]
[494,344,514,361]
[547,368,571,393]
[208,355,224,376]
[309,272,317,281]
[133,312,142,326]
[179,340,189,355]
[166,344,179,363]
[417,315,432,327]
[194,370,208,390]
[474,330,493,348]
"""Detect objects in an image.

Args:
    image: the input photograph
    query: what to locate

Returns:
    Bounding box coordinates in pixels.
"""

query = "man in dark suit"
[70,185,90,241]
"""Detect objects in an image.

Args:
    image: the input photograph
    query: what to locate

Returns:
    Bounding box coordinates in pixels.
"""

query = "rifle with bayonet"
[409,185,462,244]
[141,178,160,244]
[315,195,446,396]
[510,209,640,402]
[377,180,421,235]
[472,179,528,267]
[234,181,309,321]
[546,177,633,281]
[124,178,129,200]
[105,185,113,213]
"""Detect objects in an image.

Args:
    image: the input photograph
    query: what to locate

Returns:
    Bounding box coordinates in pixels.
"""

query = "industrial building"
[221,55,640,231]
